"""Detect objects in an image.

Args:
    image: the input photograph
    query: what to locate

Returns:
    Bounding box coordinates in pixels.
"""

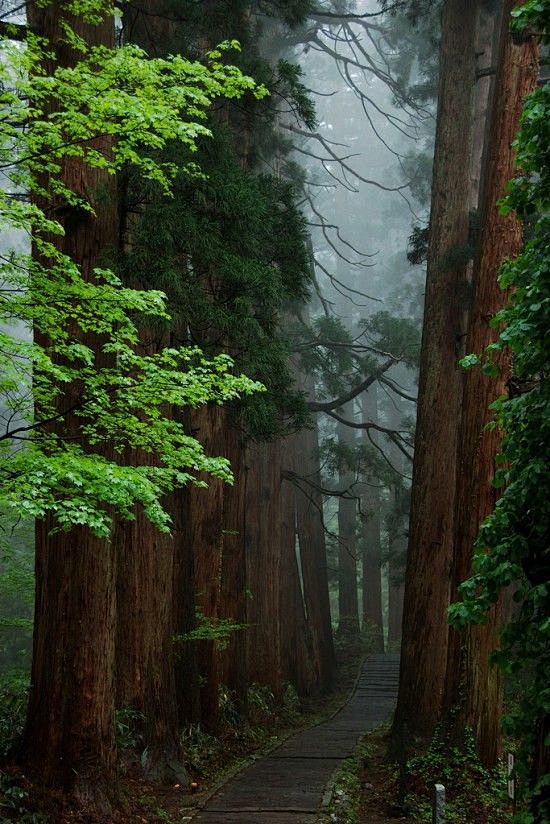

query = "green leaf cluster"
[1,3,266,537]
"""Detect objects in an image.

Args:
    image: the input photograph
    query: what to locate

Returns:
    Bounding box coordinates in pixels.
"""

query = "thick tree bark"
[173,477,201,726]
[443,0,539,768]
[280,436,317,694]
[115,451,185,782]
[336,414,360,639]
[22,3,118,812]
[245,440,283,693]
[291,364,335,690]
[470,3,499,209]
[114,0,198,763]
[360,389,384,652]
[189,404,227,731]
[218,425,249,712]
[387,482,407,647]
[393,0,477,743]
[294,421,336,690]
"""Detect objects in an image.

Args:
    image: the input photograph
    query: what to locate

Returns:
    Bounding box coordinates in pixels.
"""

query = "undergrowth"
[328,723,516,824]
[405,726,511,823]
[324,737,375,824]
[181,681,303,782]
[0,673,29,760]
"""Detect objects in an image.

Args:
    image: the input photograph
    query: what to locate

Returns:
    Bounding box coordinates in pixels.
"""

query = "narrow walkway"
[192,653,400,824]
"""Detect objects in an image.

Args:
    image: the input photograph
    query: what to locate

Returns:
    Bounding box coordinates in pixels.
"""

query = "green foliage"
[320,435,399,493]
[115,707,145,752]
[0,672,29,759]
[260,0,314,27]
[407,224,429,265]
[120,128,312,440]
[439,243,476,272]
[406,726,511,824]
[276,59,317,129]
[510,1,550,40]
[112,0,317,445]
[0,519,34,677]
[173,609,246,651]
[0,4,266,537]
[326,737,375,824]
[449,4,550,820]
[180,680,302,779]
[401,152,433,207]
[247,681,300,727]
[297,315,355,400]
[362,311,421,369]
[0,772,47,824]
[382,2,440,105]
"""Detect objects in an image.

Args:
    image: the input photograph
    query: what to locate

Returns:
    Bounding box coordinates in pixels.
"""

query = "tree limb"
[308,358,394,412]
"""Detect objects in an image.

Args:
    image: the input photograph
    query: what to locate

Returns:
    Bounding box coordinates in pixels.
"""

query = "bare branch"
[284,123,411,192]
[325,410,414,463]
[309,3,405,22]
[378,375,417,403]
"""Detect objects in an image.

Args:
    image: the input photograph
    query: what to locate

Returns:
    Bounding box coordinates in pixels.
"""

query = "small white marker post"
[432,783,445,824]
[508,753,516,811]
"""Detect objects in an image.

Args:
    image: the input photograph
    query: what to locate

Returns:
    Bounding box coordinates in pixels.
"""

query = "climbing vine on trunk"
[449,2,549,820]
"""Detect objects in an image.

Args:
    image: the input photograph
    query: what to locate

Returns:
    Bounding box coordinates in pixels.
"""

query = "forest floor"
[0,644,373,824]
[352,725,514,824]
[1,652,517,824]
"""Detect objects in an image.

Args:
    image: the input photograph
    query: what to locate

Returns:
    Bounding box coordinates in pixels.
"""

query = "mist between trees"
[0,0,548,822]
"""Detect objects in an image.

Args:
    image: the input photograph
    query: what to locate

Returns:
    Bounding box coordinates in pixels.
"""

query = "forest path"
[190,653,400,824]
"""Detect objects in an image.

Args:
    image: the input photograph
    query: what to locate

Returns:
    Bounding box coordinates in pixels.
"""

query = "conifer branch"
[308,359,395,412]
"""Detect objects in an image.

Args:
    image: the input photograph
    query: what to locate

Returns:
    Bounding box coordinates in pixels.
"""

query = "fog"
[266,0,437,633]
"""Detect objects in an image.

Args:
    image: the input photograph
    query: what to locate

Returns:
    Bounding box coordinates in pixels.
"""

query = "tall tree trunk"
[190,404,227,732]
[292,364,335,689]
[443,0,539,768]
[470,3,499,208]
[280,436,317,694]
[218,424,249,712]
[115,451,184,783]
[22,3,118,812]
[294,420,336,690]
[245,441,283,693]
[173,480,201,726]
[393,0,477,743]
[360,389,384,652]
[336,414,360,639]
[114,0,197,765]
[387,482,407,647]
[386,398,409,648]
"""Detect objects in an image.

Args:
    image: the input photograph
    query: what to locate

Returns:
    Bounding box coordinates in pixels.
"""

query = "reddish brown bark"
[393,0,477,742]
[22,3,118,812]
[114,0,199,755]
[293,421,336,690]
[115,456,184,782]
[387,484,406,647]
[218,425,249,711]
[443,0,539,768]
[279,436,317,695]
[173,479,201,726]
[189,404,227,731]
[245,440,283,693]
